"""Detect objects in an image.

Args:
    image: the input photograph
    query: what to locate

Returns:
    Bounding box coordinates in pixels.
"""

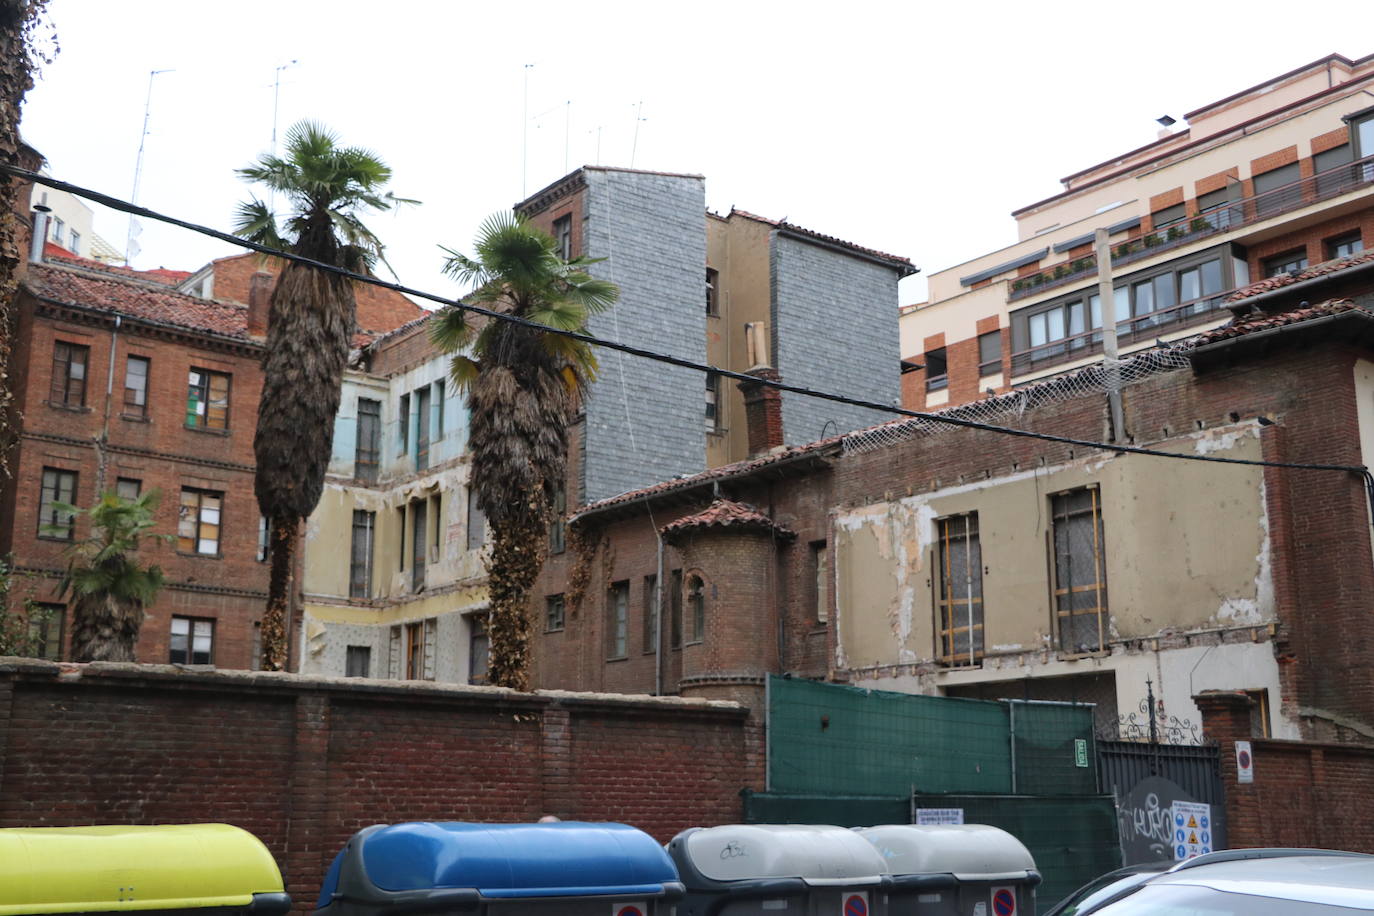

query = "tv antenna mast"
[126,68,173,266]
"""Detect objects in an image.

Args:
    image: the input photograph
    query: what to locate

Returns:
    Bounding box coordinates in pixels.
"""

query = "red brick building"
[532,252,1374,747]
[0,230,424,668]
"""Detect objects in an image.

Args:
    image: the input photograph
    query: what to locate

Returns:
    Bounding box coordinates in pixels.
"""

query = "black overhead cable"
[8,164,1372,506]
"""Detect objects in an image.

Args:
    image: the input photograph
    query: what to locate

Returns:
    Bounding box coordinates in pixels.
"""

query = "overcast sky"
[18,1,1356,308]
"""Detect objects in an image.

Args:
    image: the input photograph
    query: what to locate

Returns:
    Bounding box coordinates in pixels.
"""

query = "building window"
[398,392,410,456]
[345,645,371,678]
[49,216,63,245]
[1052,488,1109,654]
[1196,187,1240,230]
[355,398,381,483]
[1150,202,1186,231]
[27,603,64,661]
[1263,249,1308,278]
[687,575,705,643]
[924,348,948,391]
[468,613,489,685]
[186,368,230,430]
[705,372,721,432]
[706,267,719,316]
[607,580,629,659]
[178,488,223,556]
[1245,688,1272,738]
[549,484,566,554]
[1327,232,1364,260]
[811,541,829,623]
[1252,162,1301,219]
[403,619,436,680]
[170,616,214,665]
[937,514,983,666]
[350,510,375,598]
[1315,143,1356,198]
[38,467,77,540]
[50,341,88,408]
[553,214,573,260]
[256,515,269,563]
[546,593,566,632]
[434,380,446,440]
[123,356,149,418]
[1348,108,1374,178]
[430,493,443,558]
[115,477,141,500]
[68,229,80,253]
[251,621,262,670]
[466,486,486,550]
[642,575,658,652]
[410,498,428,591]
[977,331,1001,378]
[414,385,432,471]
[669,569,683,649]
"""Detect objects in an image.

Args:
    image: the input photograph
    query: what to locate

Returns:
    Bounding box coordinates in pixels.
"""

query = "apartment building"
[902,53,1374,412]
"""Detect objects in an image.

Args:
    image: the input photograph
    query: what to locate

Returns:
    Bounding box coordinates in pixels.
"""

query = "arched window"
[687,575,706,643]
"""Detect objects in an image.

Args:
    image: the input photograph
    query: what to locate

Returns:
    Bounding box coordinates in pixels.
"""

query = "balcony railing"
[1007,154,1374,302]
[1009,289,1234,376]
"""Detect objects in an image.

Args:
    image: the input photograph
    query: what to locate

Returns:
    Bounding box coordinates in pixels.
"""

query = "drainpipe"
[1095,228,1127,442]
[96,315,122,493]
[654,532,664,696]
[30,205,50,263]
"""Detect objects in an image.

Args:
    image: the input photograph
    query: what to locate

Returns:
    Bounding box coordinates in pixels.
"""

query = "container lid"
[0,823,289,916]
[857,825,1036,881]
[318,822,679,905]
[677,825,887,886]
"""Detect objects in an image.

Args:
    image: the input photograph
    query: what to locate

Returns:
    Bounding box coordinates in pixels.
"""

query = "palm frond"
[446,354,481,393]
[428,306,474,353]
[231,199,288,253]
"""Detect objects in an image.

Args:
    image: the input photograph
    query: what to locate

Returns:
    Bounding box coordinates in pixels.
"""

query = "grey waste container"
[856,825,1039,916]
[314,821,683,916]
[667,824,888,916]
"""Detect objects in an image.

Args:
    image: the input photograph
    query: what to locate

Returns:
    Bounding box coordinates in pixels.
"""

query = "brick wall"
[1197,690,1374,851]
[0,660,755,906]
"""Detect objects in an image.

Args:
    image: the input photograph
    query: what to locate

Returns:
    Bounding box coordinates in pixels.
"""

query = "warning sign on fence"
[1171,801,1213,860]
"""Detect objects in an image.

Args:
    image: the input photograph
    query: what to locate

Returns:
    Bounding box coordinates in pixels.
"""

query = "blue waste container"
[667,824,888,916]
[856,825,1039,916]
[315,821,683,916]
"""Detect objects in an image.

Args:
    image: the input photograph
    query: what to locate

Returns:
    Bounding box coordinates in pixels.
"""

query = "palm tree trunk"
[484,506,546,691]
[70,592,142,663]
[261,514,296,670]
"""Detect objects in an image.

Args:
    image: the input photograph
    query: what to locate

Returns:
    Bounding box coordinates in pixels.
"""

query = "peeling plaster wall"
[835,422,1274,708]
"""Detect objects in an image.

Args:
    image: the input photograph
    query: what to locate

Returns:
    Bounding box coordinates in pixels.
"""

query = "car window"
[1092,884,1374,915]
[1055,874,1157,915]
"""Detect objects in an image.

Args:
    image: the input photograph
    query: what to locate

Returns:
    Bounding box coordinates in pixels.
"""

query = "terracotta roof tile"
[727,208,914,273]
[1226,249,1374,302]
[25,262,253,341]
[45,246,191,286]
[660,498,796,542]
[1196,298,1369,344]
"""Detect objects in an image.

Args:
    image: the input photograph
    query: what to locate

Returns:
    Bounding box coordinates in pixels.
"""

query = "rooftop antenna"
[522,63,534,197]
[126,68,173,266]
[270,60,299,210]
[629,100,646,168]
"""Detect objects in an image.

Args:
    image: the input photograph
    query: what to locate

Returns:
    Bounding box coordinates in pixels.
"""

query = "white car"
[1089,854,1374,914]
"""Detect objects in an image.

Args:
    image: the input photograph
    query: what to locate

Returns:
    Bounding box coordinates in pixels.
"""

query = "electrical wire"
[8,163,1372,505]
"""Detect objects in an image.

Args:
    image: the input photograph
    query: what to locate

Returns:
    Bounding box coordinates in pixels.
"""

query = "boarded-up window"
[186,368,230,430]
[937,514,983,666]
[178,488,223,555]
[1052,488,1109,654]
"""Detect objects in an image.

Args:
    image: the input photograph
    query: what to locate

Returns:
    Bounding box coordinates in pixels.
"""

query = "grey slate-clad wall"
[581,168,708,502]
[770,233,901,445]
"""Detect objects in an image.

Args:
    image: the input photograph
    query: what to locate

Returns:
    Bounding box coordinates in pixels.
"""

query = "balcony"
[1010,289,1233,377]
[1007,154,1374,302]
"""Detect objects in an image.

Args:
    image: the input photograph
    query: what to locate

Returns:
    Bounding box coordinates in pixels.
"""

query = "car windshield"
[1052,873,1158,916]
[1092,884,1374,915]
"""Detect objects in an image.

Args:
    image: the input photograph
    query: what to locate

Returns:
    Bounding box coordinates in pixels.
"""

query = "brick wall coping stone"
[0,657,747,717]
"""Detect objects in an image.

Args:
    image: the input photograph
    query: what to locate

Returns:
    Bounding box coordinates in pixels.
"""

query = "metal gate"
[1097,680,1227,863]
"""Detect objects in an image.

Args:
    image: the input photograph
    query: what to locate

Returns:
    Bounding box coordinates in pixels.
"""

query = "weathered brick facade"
[0,660,755,905]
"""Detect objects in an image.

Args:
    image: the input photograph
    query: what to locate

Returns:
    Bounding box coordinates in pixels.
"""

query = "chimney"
[30,205,50,263]
[737,367,784,457]
[247,270,273,337]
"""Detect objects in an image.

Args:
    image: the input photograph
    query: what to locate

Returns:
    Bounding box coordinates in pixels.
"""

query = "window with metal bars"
[1051,488,1109,654]
[355,398,381,483]
[936,513,983,666]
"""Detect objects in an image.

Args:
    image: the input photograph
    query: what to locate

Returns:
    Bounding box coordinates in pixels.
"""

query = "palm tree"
[234,120,413,670]
[431,212,618,690]
[55,488,167,663]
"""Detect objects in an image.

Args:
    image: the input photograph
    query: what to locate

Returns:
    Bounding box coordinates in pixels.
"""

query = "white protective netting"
[843,345,1194,455]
